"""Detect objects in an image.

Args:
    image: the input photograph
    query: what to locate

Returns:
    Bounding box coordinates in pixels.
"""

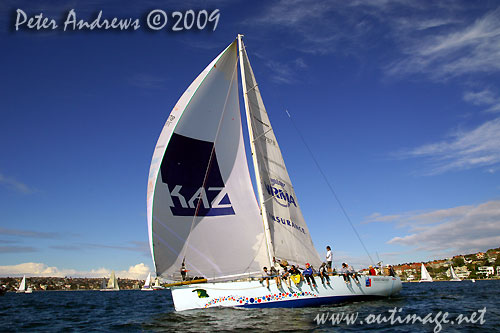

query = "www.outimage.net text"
[314,307,486,333]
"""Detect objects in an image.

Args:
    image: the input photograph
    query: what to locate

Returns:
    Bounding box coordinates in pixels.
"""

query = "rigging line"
[284,109,376,266]
[253,128,273,142]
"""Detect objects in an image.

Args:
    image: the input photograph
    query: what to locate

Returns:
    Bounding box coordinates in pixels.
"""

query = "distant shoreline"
[403,278,500,283]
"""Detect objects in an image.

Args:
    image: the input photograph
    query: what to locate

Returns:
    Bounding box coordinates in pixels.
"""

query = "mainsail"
[449,265,461,281]
[420,263,433,282]
[18,275,26,292]
[144,273,152,288]
[238,37,322,267]
[147,40,268,280]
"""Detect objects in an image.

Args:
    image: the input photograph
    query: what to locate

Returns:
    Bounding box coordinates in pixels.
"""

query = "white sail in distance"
[450,265,461,281]
[419,263,433,282]
[107,271,119,290]
[18,275,26,292]
[239,38,322,267]
[144,273,151,288]
[147,40,268,280]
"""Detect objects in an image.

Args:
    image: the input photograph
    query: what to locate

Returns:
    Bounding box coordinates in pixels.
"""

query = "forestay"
[147,40,268,280]
[239,39,322,267]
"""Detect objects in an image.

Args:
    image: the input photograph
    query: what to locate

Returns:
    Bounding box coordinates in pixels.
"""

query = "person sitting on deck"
[280,265,290,288]
[260,267,271,288]
[319,262,330,285]
[368,265,377,276]
[347,264,360,283]
[303,263,317,287]
[340,263,359,284]
[340,263,350,283]
[288,265,302,285]
[289,265,300,275]
[270,266,281,287]
[388,265,396,277]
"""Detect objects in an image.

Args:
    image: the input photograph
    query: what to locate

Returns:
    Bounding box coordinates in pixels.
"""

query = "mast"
[237,34,274,268]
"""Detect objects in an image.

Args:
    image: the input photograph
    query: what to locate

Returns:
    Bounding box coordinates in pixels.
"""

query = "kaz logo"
[265,178,297,208]
[160,133,235,217]
[164,184,235,216]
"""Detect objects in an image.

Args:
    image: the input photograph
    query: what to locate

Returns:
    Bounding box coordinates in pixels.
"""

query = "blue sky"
[1,0,499,278]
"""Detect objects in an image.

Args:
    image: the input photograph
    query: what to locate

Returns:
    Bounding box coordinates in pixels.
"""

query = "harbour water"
[1,280,499,332]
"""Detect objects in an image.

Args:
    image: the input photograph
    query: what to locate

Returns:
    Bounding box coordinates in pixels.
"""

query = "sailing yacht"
[449,265,462,281]
[419,263,433,282]
[100,271,120,291]
[147,35,402,311]
[141,273,154,291]
[16,275,33,293]
[153,277,165,290]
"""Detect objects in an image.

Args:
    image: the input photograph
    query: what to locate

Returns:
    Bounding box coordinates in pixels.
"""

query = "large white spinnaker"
[238,38,322,267]
[147,40,268,281]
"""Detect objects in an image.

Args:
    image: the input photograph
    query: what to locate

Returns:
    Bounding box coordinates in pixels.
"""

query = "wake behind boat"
[147,35,402,311]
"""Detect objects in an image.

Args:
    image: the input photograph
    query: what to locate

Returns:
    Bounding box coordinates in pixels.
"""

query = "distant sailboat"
[449,265,462,281]
[100,271,120,291]
[141,273,154,291]
[16,275,33,293]
[153,277,165,290]
[419,263,433,282]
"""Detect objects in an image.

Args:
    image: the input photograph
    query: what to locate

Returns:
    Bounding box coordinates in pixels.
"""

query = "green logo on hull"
[193,289,209,298]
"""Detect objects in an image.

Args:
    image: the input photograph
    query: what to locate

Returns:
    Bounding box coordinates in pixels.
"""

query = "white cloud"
[123,263,150,279]
[370,200,500,256]
[0,227,59,239]
[0,172,36,194]
[127,73,168,90]
[396,117,500,174]
[387,8,500,80]
[0,262,151,279]
[364,212,403,223]
[264,58,308,84]
[464,89,500,113]
[413,18,461,31]
[464,89,497,106]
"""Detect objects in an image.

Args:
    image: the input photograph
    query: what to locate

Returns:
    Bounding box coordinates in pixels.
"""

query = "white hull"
[16,288,33,293]
[16,290,32,294]
[172,275,402,311]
